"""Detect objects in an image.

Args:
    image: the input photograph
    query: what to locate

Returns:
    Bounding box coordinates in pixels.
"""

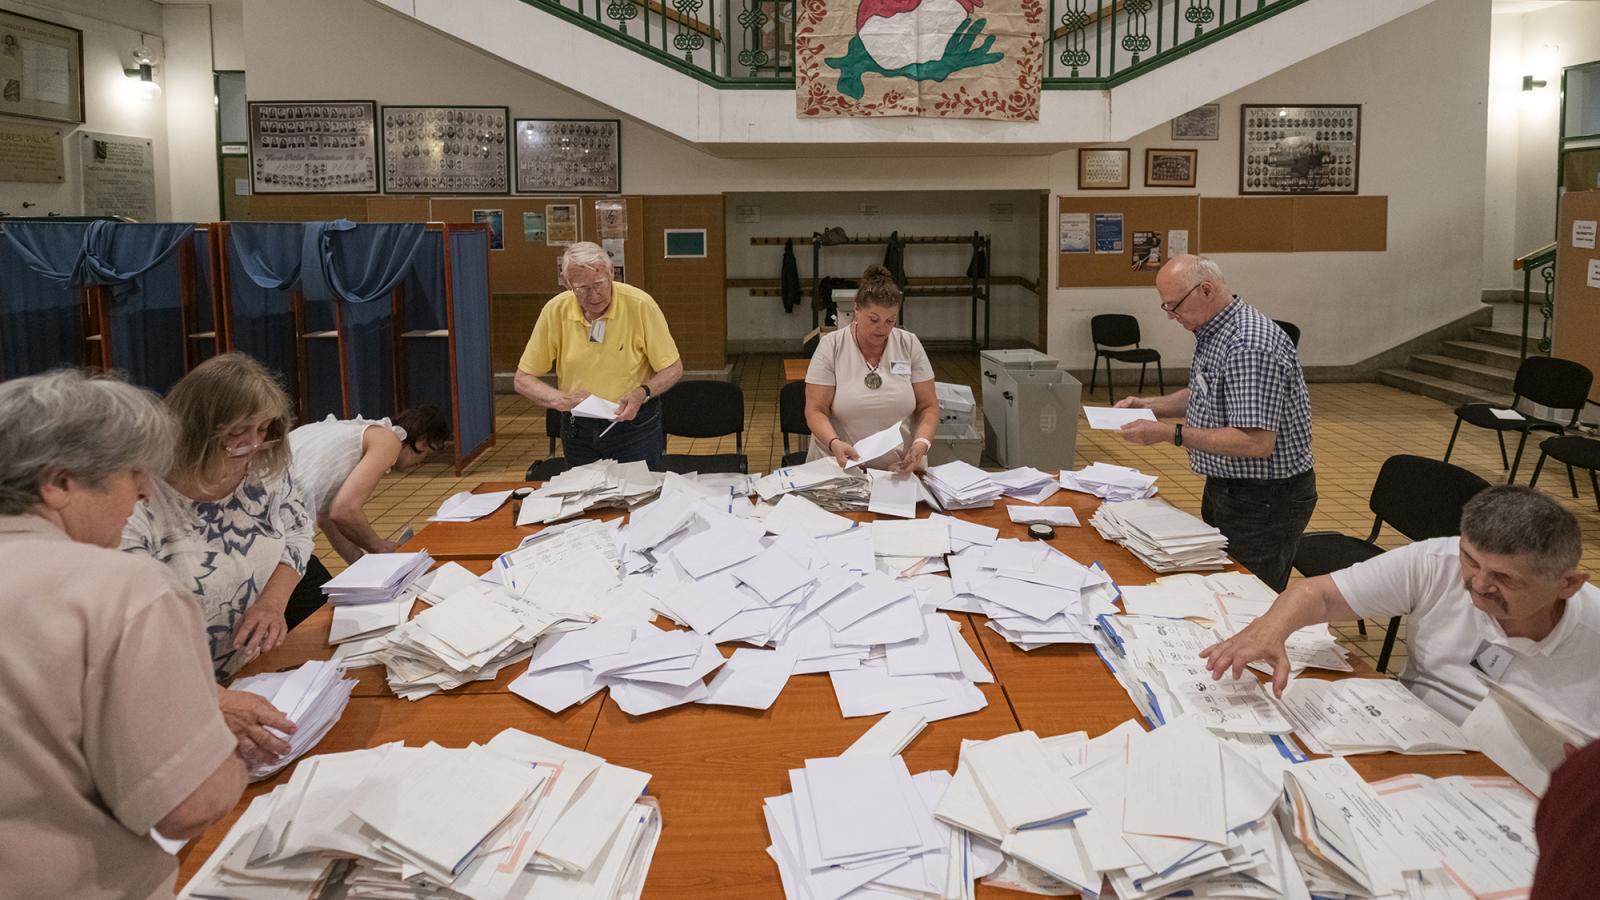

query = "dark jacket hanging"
[780,238,801,313]
[883,231,908,292]
[966,241,988,279]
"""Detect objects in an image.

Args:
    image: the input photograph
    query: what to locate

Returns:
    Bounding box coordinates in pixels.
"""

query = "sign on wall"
[80,131,156,220]
[0,118,63,183]
[0,10,83,124]
[381,105,509,194]
[248,100,379,194]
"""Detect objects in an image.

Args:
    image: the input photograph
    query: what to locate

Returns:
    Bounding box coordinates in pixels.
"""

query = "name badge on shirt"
[1470,639,1514,682]
[588,320,605,343]
[890,361,912,376]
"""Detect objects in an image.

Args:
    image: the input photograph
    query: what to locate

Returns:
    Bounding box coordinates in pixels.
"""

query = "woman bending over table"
[122,353,314,684]
[805,264,939,473]
[0,370,245,899]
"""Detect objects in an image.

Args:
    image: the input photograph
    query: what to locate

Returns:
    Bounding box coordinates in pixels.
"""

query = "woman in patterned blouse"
[122,353,313,682]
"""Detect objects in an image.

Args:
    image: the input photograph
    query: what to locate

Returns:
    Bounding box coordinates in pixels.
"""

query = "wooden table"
[180,485,1505,897]
[784,358,809,382]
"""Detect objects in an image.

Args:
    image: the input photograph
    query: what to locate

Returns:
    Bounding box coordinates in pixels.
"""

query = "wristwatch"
[1173,424,1184,447]
[639,384,653,400]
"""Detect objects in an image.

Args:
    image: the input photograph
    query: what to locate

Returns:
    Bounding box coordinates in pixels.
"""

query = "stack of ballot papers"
[321,550,434,606]
[1090,498,1230,572]
[180,729,662,900]
[906,717,1527,900]
[765,752,1005,899]
[229,660,357,780]
[1278,677,1474,755]
[989,466,1061,504]
[1059,462,1160,501]
[953,539,1120,650]
[429,489,514,522]
[378,583,549,700]
[515,459,665,525]
[753,457,871,511]
[1118,572,1352,675]
[921,460,1004,509]
[1096,615,1297,735]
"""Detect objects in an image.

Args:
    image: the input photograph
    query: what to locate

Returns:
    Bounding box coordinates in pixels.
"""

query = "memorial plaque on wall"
[0,118,64,182]
[0,10,84,124]
[381,105,508,194]
[1240,104,1360,195]
[80,131,155,220]
[249,100,378,194]
[513,118,620,194]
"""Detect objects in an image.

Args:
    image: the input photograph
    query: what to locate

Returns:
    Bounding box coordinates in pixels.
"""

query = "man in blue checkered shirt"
[1115,254,1316,590]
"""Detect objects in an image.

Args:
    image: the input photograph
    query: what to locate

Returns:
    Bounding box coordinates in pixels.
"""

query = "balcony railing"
[521,0,1313,88]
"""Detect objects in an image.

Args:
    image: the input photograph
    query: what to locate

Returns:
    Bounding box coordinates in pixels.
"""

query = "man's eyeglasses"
[1160,281,1206,315]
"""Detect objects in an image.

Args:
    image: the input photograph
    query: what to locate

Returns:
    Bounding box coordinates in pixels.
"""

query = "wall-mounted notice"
[1588,258,1600,290]
[79,131,155,220]
[1059,212,1090,253]
[1574,219,1596,251]
[1168,229,1190,258]
[545,203,578,246]
[1093,213,1124,254]
[0,118,62,182]
[522,211,545,242]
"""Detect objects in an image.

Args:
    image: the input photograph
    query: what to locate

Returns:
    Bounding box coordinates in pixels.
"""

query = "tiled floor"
[337,353,1600,673]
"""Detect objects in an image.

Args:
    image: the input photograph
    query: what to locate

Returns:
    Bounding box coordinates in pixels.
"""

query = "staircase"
[1377,325,1523,407]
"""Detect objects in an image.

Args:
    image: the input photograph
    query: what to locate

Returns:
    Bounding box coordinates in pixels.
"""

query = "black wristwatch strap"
[1173,423,1184,447]
[639,384,653,400]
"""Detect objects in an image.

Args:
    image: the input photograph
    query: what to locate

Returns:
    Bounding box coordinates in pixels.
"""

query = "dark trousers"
[285,554,332,631]
[561,403,665,470]
[1200,469,1317,592]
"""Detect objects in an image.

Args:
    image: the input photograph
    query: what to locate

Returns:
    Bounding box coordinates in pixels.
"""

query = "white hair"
[1171,254,1226,291]
[559,241,612,278]
[0,369,177,514]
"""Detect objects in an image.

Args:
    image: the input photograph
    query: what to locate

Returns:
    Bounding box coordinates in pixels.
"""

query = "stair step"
[1438,340,1522,371]
[1470,327,1528,352]
[1410,354,1516,392]
[1376,369,1510,408]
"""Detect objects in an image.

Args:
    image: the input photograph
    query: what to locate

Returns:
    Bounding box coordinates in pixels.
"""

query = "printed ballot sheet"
[1083,406,1157,430]
[845,423,906,468]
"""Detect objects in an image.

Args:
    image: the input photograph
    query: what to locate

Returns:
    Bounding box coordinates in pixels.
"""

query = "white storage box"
[928,423,982,467]
[935,382,977,427]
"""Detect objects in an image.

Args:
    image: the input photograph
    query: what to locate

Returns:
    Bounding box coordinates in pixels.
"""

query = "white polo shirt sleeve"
[1333,537,1472,624]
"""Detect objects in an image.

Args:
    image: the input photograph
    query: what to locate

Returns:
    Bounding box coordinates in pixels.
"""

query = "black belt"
[1205,468,1314,487]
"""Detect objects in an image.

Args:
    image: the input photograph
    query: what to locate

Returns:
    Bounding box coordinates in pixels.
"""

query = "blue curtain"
[449,228,494,464]
[73,221,192,296]
[224,224,301,392]
[343,295,395,420]
[302,220,427,304]
[188,229,219,366]
[106,248,186,394]
[0,224,86,379]
[399,230,452,422]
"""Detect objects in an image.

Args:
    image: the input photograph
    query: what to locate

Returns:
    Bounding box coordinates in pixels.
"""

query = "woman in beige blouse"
[804,265,939,472]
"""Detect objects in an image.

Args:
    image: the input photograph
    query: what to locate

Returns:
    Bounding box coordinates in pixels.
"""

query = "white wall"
[1483,11,1524,290]
[1045,0,1493,371]
[726,191,1041,347]
[0,0,172,219]
[161,3,218,221]
[1510,1,1600,260]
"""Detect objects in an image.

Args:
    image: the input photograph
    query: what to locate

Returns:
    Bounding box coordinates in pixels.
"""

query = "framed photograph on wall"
[1239,103,1361,195]
[1078,148,1130,190]
[248,100,378,194]
[381,105,508,194]
[1170,104,1220,140]
[1144,148,1197,188]
[0,9,84,124]
[513,118,621,194]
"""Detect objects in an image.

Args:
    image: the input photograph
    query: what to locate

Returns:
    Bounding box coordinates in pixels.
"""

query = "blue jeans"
[1200,469,1317,592]
[561,402,665,470]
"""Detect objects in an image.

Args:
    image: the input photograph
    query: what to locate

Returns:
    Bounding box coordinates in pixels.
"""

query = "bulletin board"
[1552,190,1600,405]
[430,196,583,295]
[1200,196,1387,252]
[365,196,431,222]
[1057,195,1199,287]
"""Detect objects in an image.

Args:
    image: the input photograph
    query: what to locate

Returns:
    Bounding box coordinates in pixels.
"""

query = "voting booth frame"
[0,220,495,474]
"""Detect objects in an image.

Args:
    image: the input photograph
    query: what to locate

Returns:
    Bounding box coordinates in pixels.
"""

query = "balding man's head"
[1154,254,1231,332]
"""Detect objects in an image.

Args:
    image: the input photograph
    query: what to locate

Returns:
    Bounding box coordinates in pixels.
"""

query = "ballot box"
[978,349,1081,470]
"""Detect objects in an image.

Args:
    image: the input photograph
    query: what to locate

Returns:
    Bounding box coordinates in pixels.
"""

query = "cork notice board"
[1552,190,1600,405]
[1201,196,1387,252]
[1057,195,1200,287]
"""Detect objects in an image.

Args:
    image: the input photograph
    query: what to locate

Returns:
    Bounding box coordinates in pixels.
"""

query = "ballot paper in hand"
[846,423,905,468]
[1083,406,1157,430]
[572,394,621,421]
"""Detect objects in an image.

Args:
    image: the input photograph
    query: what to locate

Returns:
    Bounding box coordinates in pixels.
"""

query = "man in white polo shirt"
[1200,486,1599,734]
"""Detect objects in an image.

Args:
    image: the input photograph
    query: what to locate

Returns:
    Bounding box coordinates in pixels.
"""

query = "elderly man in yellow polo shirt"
[514,241,684,469]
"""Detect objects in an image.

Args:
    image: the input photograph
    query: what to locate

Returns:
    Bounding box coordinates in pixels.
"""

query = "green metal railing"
[1514,242,1557,360]
[519,0,1314,89]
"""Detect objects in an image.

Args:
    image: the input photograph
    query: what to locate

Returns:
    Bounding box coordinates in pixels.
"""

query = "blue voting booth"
[0,218,495,473]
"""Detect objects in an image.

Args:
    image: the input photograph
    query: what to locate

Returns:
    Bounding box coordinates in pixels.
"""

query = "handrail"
[1515,243,1558,360]
[516,0,1315,89]
[1513,241,1557,270]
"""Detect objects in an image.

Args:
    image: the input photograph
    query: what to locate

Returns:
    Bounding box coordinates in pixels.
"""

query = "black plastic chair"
[1089,314,1163,402]
[524,457,571,482]
[660,380,748,474]
[545,407,561,456]
[1443,356,1593,483]
[1273,319,1301,348]
[780,380,811,468]
[1529,434,1600,513]
[1292,454,1490,673]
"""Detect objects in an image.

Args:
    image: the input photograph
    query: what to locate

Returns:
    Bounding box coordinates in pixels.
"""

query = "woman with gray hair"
[0,369,245,899]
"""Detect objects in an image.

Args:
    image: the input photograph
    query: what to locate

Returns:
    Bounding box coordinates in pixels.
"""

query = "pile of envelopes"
[1090,498,1230,572]
[1059,462,1160,501]
[180,729,660,900]
[921,460,1004,509]
[753,457,871,510]
[229,659,357,780]
[515,459,663,526]
[947,538,1121,650]
[321,550,434,607]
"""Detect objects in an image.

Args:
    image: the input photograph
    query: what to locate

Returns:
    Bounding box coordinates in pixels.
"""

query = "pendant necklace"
[857,324,883,389]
